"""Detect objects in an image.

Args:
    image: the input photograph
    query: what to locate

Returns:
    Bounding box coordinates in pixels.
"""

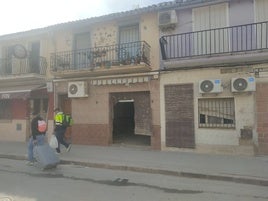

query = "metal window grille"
[198,98,235,128]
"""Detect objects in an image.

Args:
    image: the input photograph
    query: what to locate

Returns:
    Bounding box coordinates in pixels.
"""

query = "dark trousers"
[55,127,69,152]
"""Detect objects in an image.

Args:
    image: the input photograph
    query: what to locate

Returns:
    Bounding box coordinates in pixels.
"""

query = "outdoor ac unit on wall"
[158,10,177,29]
[68,81,88,98]
[231,77,256,92]
[199,79,222,94]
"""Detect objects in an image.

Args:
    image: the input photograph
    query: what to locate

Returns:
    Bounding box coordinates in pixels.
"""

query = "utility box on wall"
[239,128,253,146]
[240,128,253,140]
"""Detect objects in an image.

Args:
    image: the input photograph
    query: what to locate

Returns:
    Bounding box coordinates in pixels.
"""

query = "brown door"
[165,84,195,148]
[59,95,72,142]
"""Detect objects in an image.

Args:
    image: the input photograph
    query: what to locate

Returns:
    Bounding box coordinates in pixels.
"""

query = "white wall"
[0,119,54,142]
[160,68,256,148]
[0,120,27,142]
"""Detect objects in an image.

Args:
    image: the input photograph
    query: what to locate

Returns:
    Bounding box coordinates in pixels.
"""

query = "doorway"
[113,101,135,141]
[59,94,72,142]
[74,32,91,69]
[165,84,195,148]
[111,92,151,146]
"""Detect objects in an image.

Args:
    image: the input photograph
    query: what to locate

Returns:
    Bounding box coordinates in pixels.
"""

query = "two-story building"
[0,0,267,155]
[0,30,54,141]
[0,3,164,149]
[159,0,268,155]
[48,7,161,148]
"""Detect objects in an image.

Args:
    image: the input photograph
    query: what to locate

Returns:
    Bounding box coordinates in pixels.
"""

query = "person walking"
[54,108,72,154]
[27,111,46,166]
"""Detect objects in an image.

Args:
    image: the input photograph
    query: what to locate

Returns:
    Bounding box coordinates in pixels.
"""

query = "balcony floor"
[52,63,151,78]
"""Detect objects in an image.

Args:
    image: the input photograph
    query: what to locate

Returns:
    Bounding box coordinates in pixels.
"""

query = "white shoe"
[66,144,72,152]
[27,161,34,166]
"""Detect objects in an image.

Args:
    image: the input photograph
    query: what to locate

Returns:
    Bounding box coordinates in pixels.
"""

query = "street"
[0,158,267,201]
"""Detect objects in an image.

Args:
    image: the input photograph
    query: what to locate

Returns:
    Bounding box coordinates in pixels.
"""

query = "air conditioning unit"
[231,77,256,92]
[158,10,177,29]
[199,79,222,94]
[68,81,88,98]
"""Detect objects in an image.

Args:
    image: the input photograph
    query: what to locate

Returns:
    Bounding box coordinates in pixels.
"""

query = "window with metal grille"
[198,98,235,128]
[0,100,12,119]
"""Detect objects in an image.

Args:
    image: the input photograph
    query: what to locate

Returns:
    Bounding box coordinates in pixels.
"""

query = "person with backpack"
[27,111,46,166]
[54,108,72,154]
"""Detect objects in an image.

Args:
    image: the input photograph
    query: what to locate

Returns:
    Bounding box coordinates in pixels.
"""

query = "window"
[192,3,229,55]
[198,98,235,128]
[0,100,12,119]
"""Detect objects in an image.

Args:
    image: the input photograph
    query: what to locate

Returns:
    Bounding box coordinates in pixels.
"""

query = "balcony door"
[119,24,139,64]
[4,46,13,74]
[255,0,268,49]
[74,32,91,69]
[30,41,40,73]
[192,3,229,55]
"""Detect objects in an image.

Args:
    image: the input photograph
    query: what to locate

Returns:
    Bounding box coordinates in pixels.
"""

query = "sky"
[0,0,168,36]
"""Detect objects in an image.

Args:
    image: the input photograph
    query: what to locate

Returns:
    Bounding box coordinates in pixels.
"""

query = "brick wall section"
[71,124,111,146]
[151,125,161,150]
[12,99,27,119]
[256,83,268,155]
[48,93,54,120]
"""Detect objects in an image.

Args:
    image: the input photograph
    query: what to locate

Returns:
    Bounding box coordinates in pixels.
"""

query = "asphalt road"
[0,158,267,201]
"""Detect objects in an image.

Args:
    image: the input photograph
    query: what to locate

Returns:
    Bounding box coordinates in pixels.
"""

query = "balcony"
[0,55,47,78]
[50,41,151,78]
[160,21,268,68]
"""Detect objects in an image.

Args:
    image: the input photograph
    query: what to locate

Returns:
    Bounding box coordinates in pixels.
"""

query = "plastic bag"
[49,135,58,149]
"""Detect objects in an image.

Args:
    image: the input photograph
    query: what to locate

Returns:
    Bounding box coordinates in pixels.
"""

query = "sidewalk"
[0,141,268,186]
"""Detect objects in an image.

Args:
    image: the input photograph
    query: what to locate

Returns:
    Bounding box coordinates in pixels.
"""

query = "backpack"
[62,114,73,127]
[38,120,47,132]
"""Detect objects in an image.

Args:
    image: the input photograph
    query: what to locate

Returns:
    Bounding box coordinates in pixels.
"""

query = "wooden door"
[165,84,195,148]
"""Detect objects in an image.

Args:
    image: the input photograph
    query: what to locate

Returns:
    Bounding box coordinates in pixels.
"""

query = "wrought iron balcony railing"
[50,41,150,72]
[0,55,47,76]
[160,21,268,60]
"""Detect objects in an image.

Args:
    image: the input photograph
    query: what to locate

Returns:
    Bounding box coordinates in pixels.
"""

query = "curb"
[60,159,268,187]
[0,154,26,161]
[1,154,267,186]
